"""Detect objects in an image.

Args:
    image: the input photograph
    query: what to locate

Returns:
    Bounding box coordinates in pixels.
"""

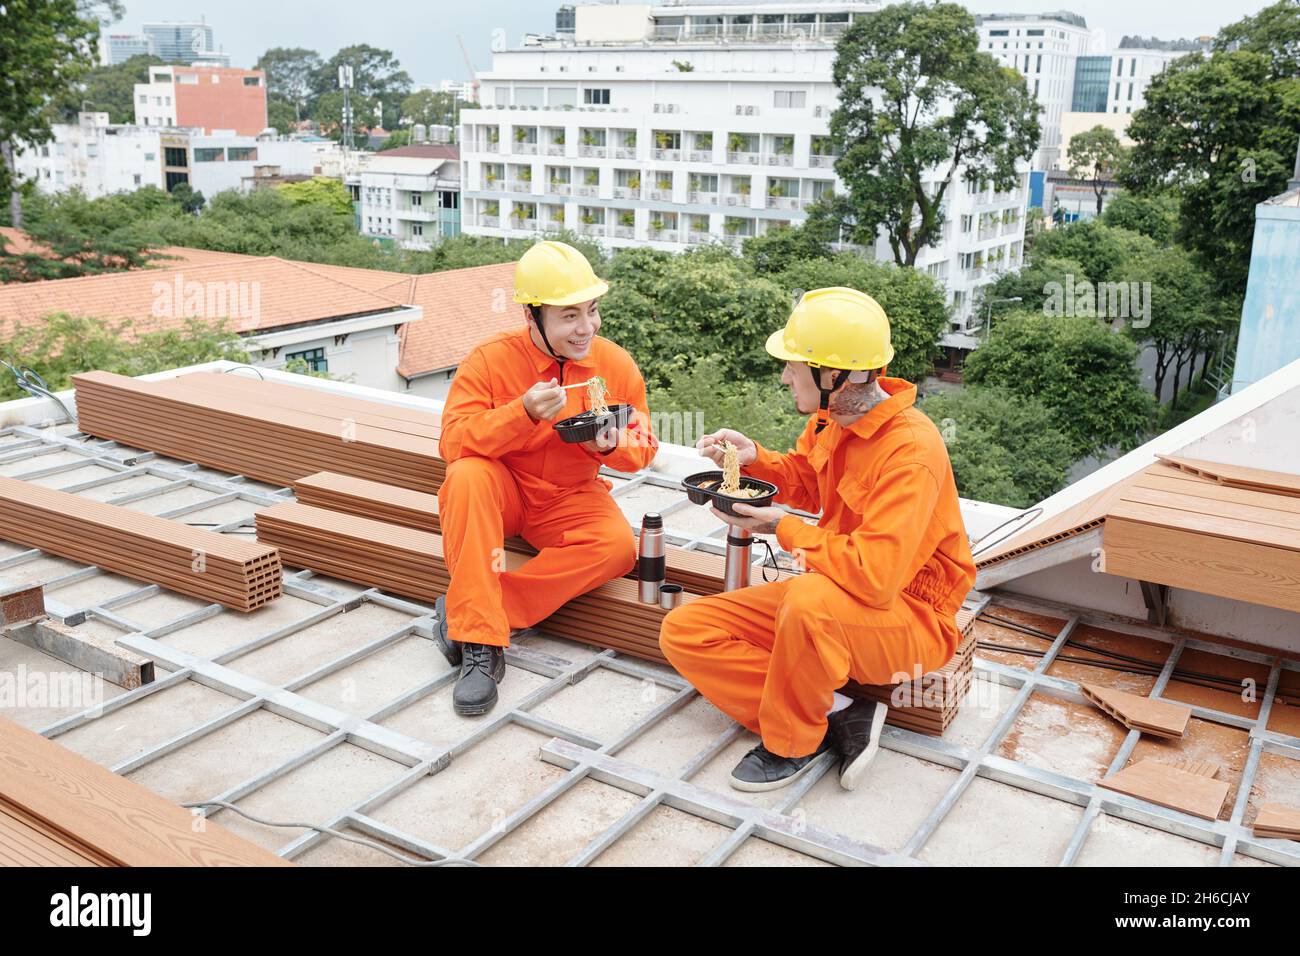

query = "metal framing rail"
[2,424,1298,867]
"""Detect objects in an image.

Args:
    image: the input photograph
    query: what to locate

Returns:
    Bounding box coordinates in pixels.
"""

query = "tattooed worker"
[660,287,975,792]
[433,241,658,715]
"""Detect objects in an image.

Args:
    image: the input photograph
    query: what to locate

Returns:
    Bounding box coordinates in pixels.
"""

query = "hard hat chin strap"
[809,364,852,434]
[528,304,567,370]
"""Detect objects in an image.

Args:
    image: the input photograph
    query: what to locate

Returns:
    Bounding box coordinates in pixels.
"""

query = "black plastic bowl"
[682,470,778,516]
[553,403,634,444]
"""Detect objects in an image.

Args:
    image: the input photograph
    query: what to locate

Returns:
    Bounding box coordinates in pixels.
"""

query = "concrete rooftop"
[1,366,1296,867]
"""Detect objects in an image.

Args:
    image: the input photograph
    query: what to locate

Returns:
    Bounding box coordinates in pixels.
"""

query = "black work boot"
[452,642,505,716]
[827,698,888,791]
[729,738,830,793]
[432,595,461,667]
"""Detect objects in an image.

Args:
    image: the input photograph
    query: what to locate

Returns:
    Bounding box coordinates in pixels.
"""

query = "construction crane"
[457,35,480,104]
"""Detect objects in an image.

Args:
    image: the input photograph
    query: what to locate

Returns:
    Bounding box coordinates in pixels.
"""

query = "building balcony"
[648,228,678,243]
[688,150,713,162]
[578,145,607,158]
[576,222,607,236]
[766,195,801,210]
[652,148,682,161]
[575,183,599,197]
[727,151,761,166]
[766,153,795,167]
[514,143,538,155]
[1002,220,1021,235]
[395,205,437,220]
[978,225,999,240]
[613,225,635,239]
[506,180,533,193]
[612,146,636,159]
[723,193,751,207]
[689,190,719,205]
[509,217,539,231]
[482,141,500,153]
[686,229,711,244]
[478,215,500,228]
[547,183,571,196]
[613,185,640,200]
[545,144,566,156]
[484,179,507,191]
[648,188,673,201]
[809,154,838,168]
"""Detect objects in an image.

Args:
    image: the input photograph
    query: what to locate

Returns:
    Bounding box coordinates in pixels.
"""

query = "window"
[164,146,187,167]
[194,148,224,162]
[584,88,610,105]
[549,86,577,108]
[411,223,423,236]
[154,72,171,83]
[133,174,142,185]
[164,96,171,106]
[1127,83,1134,100]
[1036,54,1042,72]
[773,90,806,108]
[1023,54,1030,72]
[138,94,147,104]
[226,146,257,161]
[165,171,189,190]
[145,152,156,161]
[86,144,98,158]
[495,87,509,107]
[1027,28,1044,36]
[516,86,544,107]
[411,193,422,206]
[286,347,327,373]
[1130,57,1137,74]
[243,76,260,86]
[438,190,459,209]
[989,29,1008,36]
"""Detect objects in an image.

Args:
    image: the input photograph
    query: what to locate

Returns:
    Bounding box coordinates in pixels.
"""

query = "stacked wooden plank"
[0,716,290,867]
[0,475,280,611]
[291,471,795,594]
[1080,683,1191,738]
[1253,804,1300,840]
[253,501,689,664]
[842,628,977,736]
[73,370,443,493]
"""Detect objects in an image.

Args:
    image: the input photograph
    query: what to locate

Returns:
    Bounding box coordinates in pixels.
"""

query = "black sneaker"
[827,699,888,791]
[452,642,505,716]
[432,595,461,667]
[729,739,830,793]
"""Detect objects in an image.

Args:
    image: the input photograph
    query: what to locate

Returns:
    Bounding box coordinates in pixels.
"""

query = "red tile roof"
[395,262,522,379]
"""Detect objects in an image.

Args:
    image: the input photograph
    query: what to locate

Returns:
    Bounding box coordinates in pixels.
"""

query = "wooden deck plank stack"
[0,716,290,867]
[73,370,444,493]
[0,475,280,611]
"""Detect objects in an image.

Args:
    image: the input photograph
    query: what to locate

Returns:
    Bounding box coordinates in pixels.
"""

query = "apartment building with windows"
[976,11,1093,171]
[354,150,462,250]
[1072,47,1183,116]
[459,0,1028,333]
[134,65,268,135]
[14,113,167,197]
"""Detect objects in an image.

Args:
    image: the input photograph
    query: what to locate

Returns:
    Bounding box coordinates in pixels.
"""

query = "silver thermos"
[723,527,753,592]
[638,513,665,604]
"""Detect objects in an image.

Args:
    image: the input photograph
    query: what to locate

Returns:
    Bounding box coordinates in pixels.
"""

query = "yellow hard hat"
[513,240,609,307]
[765,287,894,370]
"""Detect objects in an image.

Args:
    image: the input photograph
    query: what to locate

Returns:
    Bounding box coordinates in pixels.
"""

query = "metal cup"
[658,584,684,610]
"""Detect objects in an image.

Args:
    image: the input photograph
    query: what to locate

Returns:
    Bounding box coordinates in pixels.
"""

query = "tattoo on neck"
[830,381,888,416]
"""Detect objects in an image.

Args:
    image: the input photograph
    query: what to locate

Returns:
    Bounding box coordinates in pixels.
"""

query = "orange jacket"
[439,327,658,499]
[745,377,975,615]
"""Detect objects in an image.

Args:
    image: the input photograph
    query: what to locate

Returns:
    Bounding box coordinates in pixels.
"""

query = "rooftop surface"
[0,363,1296,867]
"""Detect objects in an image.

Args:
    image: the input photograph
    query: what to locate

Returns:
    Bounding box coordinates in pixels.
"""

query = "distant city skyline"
[115,0,1274,82]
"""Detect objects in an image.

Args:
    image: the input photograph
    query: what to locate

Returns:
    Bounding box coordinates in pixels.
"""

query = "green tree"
[48,53,166,124]
[0,0,101,225]
[399,89,459,130]
[254,47,322,123]
[169,182,205,214]
[315,45,412,131]
[278,176,353,215]
[920,387,1074,507]
[963,311,1155,458]
[772,254,949,383]
[1067,125,1127,216]
[741,222,834,274]
[1123,4,1300,294]
[1,314,248,401]
[1099,192,1178,245]
[1115,245,1227,404]
[378,129,411,151]
[829,1,1039,265]
[974,255,1088,317]
[1028,220,1156,284]
[267,98,297,136]
[312,90,379,145]
[649,355,806,453]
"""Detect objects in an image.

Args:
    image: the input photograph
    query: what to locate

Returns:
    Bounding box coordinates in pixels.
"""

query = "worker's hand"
[580,421,620,455]
[697,429,756,468]
[712,503,785,535]
[523,378,566,422]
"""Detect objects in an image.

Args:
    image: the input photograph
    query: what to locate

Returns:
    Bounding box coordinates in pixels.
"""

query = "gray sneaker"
[729,738,830,793]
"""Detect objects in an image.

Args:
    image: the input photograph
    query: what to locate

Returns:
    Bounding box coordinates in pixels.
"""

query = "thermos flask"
[638,512,665,604]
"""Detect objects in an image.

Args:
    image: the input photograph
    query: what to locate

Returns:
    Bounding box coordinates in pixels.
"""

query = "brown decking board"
[1253,803,1300,840]
[1079,683,1192,739]
[1098,758,1231,821]
[0,716,291,867]
[1157,454,1300,498]
[0,475,281,611]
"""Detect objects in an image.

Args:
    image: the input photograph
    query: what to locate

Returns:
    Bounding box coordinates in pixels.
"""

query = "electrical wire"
[969,506,1043,557]
[221,365,267,380]
[181,800,480,867]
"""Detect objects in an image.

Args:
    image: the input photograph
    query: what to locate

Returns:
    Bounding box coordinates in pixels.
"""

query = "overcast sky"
[115,0,1274,82]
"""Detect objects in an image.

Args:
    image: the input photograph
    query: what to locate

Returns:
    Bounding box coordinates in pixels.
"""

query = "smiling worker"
[434,240,658,715]
[660,287,975,792]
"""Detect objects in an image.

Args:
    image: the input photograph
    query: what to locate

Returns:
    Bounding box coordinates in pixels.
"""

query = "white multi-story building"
[354,151,463,250]
[14,113,167,196]
[977,11,1093,171]
[187,133,341,198]
[459,0,1028,334]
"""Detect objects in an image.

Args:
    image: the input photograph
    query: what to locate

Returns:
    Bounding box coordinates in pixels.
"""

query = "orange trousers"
[438,456,636,647]
[660,574,955,758]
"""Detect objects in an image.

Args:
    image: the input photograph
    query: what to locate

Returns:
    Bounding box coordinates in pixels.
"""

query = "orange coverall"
[660,377,975,758]
[438,326,659,648]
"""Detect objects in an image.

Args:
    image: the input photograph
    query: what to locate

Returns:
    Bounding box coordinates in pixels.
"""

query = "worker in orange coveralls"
[433,240,658,715]
[660,287,975,792]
